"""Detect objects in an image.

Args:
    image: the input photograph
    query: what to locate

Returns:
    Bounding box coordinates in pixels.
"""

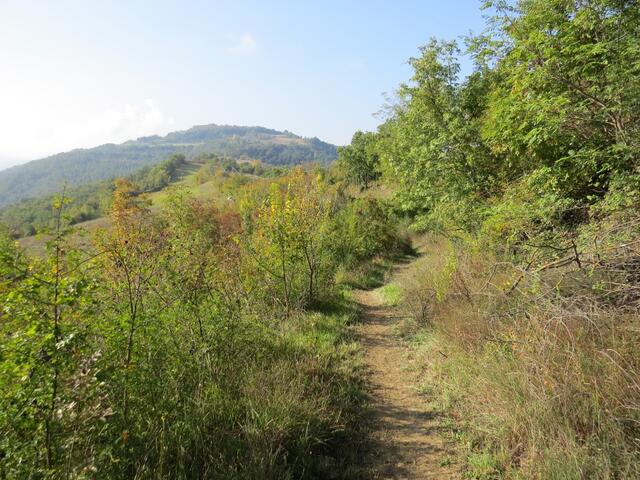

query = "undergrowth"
[396,232,640,479]
[0,170,403,479]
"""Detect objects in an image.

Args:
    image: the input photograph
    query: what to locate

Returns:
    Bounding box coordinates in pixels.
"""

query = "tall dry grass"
[399,232,640,478]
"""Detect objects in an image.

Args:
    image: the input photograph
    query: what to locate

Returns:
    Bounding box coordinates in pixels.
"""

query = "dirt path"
[354,264,457,479]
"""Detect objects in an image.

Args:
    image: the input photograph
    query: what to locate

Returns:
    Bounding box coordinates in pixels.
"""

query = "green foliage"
[0,165,398,478]
[331,198,401,265]
[240,168,340,312]
[129,153,187,192]
[0,195,98,477]
[482,0,640,201]
[337,131,381,189]
[479,169,578,253]
[361,0,640,238]
[375,39,496,231]
[377,282,402,306]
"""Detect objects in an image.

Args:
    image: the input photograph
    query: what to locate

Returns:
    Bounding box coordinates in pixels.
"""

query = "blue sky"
[0,0,487,168]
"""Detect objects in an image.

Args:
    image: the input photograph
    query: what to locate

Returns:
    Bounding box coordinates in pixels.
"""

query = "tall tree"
[377,40,495,230]
[482,0,640,201]
[337,131,381,189]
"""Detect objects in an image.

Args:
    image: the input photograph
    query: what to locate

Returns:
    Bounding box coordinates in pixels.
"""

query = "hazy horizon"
[1,0,486,169]
[0,122,335,172]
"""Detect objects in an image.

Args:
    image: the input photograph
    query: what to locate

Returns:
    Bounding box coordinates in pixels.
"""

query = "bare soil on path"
[353,262,457,479]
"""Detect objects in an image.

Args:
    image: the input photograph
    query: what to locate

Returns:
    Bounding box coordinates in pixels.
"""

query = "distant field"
[146,162,232,206]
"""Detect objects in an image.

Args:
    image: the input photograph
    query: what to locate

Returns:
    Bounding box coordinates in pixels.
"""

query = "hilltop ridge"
[0,124,337,207]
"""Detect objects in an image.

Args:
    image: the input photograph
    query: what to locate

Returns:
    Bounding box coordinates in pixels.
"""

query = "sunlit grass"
[377,282,402,306]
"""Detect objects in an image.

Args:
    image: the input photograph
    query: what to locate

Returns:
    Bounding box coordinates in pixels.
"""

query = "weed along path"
[354,265,456,479]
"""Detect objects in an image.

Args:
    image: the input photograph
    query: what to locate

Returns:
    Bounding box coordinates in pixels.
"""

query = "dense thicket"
[337,0,640,477]
[0,166,402,478]
[0,125,337,208]
[340,0,640,237]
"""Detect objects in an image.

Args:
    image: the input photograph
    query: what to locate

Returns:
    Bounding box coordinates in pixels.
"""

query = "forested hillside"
[1,0,640,478]
[0,124,337,207]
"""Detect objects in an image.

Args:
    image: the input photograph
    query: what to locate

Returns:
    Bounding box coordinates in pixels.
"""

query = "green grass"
[148,167,227,206]
[466,452,501,479]
[377,282,402,306]
[263,296,368,479]
[336,258,393,289]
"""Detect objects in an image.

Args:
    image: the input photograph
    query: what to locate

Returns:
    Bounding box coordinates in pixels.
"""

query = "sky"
[0,0,488,169]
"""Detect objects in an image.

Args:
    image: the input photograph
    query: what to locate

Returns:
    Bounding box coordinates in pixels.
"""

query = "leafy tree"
[377,39,495,230]
[0,195,98,476]
[368,0,640,235]
[331,198,399,264]
[240,168,337,312]
[482,0,640,202]
[337,131,381,189]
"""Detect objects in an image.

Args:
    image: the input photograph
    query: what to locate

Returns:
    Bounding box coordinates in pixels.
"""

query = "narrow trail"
[353,261,457,479]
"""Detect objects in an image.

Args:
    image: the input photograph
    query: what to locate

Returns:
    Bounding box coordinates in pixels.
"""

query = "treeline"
[0,166,405,478]
[337,0,640,477]
[215,138,337,166]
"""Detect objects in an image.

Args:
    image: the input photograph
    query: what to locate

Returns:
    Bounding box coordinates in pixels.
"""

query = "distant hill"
[0,124,337,207]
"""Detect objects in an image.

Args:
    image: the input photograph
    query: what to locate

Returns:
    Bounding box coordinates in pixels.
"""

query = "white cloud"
[226,33,258,54]
[0,99,175,167]
[53,99,175,149]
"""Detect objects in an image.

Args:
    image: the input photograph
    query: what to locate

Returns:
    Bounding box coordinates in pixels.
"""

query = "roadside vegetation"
[337,0,640,477]
[0,165,406,478]
[2,0,640,478]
